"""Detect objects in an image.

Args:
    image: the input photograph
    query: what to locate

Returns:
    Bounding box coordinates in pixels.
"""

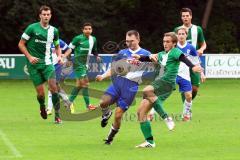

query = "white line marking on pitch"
[0,129,22,158]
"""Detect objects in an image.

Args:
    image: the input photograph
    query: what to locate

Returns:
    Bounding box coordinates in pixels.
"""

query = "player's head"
[176,27,188,43]
[126,30,140,50]
[180,8,192,25]
[163,32,178,52]
[39,5,52,25]
[82,22,93,37]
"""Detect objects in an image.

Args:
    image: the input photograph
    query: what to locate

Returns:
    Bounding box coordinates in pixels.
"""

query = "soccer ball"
[112,59,131,76]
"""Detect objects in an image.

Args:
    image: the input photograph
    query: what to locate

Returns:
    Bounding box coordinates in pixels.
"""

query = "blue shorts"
[176,75,192,93]
[54,63,62,82]
[105,76,138,111]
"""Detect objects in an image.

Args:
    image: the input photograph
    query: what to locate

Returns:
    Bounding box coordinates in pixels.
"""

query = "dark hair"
[39,5,51,14]
[164,32,178,44]
[83,22,93,29]
[126,30,140,40]
[180,7,192,16]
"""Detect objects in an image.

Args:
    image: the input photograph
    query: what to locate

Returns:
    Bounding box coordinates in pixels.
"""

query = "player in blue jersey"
[47,39,74,115]
[95,30,151,145]
[176,27,201,121]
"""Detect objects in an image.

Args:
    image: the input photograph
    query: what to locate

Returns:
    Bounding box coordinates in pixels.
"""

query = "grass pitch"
[0,79,239,160]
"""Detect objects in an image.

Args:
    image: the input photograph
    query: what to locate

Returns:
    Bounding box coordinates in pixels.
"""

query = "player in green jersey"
[18,5,63,124]
[64,22,100,111]
[135,32,202,148]
[174,7,207,100]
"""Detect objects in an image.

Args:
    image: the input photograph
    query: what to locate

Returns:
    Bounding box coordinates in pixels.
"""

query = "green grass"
[0,79,240,160]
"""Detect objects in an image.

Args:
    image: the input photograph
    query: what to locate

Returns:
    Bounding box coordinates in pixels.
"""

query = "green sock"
[69,87,81,102]
[181,92,185,102]
[37,95,45,108]
[52,93,60,117]
[153,98,168,119]
[140,121,154,144]
[82,87,90,107]
[192,90,197,100]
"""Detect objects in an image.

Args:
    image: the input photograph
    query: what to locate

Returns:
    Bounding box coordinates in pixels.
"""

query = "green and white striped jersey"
[21,22,60,66]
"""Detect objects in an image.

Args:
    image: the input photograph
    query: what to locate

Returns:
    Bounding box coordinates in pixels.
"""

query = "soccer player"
[174,7,207,101]
[64,22,99,111]
[18,5,63,123]
[47,39,72,115]
[95,30,151,145]
[136,32,202,148]
[176,27,201,121]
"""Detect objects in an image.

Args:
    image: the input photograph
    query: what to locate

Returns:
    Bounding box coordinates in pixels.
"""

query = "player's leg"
[35,84,47,119]
[81,77,96,110]
[136,99,155,148]
[177,76,193,121]
[28,65,47,119]
[182,91,192,121]
[68,65,86,106]
[149,80,175,130]
[47,90,53,115]
[190,70,200,100]
[104,107,124,145]
[44,65,62,123]
[48,78,62,123]
[100,93,115,127]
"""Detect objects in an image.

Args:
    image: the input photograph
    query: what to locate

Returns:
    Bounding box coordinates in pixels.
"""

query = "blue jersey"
[177,42,197,57]
[177,42,199,81]
[51,39,69,65]
[116,48,151,84]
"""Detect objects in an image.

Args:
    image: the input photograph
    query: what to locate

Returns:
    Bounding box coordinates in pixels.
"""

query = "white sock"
[59,89,69,101]
[47,91,53,110]
[183,100,192,115]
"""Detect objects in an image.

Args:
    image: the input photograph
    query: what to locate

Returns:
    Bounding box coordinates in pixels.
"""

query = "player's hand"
[200,71,206,83]
[197,49,204,56]
[128,58,140,66]
[96,75,104,82]
[192,65,202,73]
[28,56,39,64]
[150,54,158,63]
[131,53,141,59]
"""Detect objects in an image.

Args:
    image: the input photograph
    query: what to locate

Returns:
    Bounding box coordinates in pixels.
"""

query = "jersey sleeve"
[60,40,69,53]
[173,48,183,60]
[53,28,60,47]
[190,45,198,56]
[197,26,205,43]
[93,37,98,52]
[68,36,79,50]
[21,24,33,41]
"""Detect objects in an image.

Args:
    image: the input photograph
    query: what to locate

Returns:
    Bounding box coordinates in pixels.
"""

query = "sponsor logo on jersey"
[35,39,47,44]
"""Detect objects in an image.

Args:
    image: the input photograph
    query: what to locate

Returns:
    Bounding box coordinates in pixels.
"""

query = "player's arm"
[18,25,39,64]
[64,36,79,58]
[92,37,101,62]
[53,28,63,64]
[132,53,158,62]
[96,69,112,81]
[18,39,39,64]
[179,54,202,73]
[197,27,207,56]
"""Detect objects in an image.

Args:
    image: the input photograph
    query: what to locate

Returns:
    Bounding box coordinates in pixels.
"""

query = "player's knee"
[192,86,198,92]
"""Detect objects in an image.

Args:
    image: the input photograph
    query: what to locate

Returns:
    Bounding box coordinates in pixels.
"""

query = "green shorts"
[190,70,200,87]
[28,64,56,86]
[151,79,174,101]
[74,64,88,79]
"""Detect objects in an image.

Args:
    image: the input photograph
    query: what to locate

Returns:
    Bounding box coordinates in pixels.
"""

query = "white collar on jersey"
[129,47,141,54]
[177,41,187,48]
